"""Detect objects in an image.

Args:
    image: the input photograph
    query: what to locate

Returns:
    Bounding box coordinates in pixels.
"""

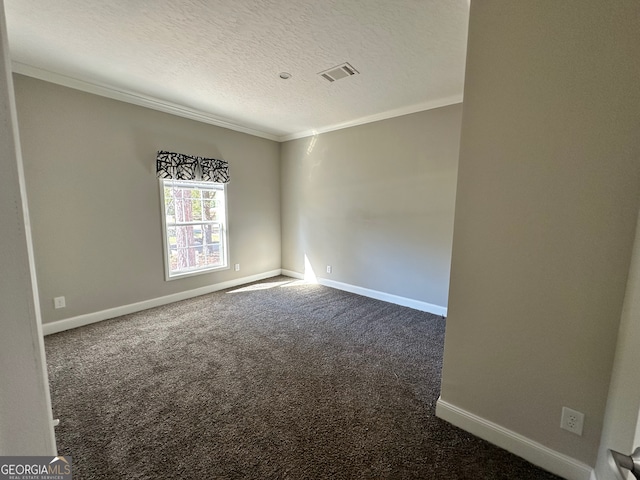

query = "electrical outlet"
[326,265,332,274]
[234,264,240,271]
[561,407,584,435]
[54,296,66,309]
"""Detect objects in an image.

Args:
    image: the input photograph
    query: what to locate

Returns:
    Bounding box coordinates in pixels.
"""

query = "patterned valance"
[156,150,230,183]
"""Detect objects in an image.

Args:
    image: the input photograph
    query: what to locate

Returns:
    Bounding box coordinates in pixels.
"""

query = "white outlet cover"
[54,296,66,309]
[561,406,585,435]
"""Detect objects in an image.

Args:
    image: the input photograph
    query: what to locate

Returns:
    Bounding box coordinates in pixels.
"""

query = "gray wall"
[440,0,640,466]
[280,105,462,309]
[0,3,55,454]
[14,75,281,324]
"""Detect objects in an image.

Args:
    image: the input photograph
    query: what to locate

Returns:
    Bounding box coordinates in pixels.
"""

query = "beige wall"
[440,0,640,467]
[14,75,281,324]
[280,105,461,309]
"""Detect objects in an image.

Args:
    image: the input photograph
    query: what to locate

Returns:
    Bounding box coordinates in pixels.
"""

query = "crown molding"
[277,94,464,142]
[11,61,281,142]
[12,61,463,143]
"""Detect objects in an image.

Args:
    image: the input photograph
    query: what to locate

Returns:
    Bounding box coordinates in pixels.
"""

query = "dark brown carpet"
[45,276,562,479]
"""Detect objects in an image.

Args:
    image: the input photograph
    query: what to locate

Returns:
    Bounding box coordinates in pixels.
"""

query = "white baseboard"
[43,269,447,335]
[281,269,304,280]
[42,269,283,335]
[280,269,447,316]
[436,397,594,480]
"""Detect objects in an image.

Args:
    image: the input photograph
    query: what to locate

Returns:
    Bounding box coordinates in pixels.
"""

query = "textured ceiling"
[4,0,469,140]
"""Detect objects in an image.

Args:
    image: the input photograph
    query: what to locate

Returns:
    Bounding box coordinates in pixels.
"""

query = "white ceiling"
[4,0,469,141]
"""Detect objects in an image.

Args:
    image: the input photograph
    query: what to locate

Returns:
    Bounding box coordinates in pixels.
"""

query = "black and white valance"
[156,150,230,183]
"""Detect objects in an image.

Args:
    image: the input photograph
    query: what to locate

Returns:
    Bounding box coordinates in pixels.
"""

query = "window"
[160,179,228,279]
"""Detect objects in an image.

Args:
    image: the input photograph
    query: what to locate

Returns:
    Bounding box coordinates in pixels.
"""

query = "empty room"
[2,1,640,480]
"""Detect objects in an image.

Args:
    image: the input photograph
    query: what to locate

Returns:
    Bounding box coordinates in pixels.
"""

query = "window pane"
[169,224,223,273]
[164,188,175,217]
[203,199,216,220]
[162,180,227,278]
[190,189,202,221]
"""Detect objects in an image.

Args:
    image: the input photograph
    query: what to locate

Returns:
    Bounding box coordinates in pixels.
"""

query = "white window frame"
[160,179,229,280]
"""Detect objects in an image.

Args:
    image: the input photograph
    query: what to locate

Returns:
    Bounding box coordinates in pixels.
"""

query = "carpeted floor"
[45,276,562,479]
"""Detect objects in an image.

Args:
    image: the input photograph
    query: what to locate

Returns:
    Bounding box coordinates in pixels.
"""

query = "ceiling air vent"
[318,63,359,82]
